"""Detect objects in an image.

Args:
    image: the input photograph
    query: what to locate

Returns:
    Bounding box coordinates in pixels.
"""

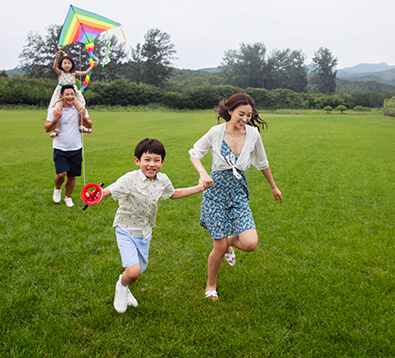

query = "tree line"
[1,25,393,110]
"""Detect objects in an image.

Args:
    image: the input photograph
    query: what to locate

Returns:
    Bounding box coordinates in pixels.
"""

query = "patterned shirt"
[107,169,175,239]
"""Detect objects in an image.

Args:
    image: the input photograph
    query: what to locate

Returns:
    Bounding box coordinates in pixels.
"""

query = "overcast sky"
[1,0,394,71]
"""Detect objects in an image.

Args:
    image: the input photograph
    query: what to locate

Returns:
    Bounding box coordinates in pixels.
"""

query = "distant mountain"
[197,67,221,73]
[338,63,395,75]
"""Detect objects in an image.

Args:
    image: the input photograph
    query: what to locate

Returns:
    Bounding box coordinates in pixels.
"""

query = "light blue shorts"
[115,226,152,273]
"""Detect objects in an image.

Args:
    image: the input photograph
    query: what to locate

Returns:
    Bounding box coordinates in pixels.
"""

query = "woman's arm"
[75,62,98,76]
[190,156,213,189]
[261,167,283,203]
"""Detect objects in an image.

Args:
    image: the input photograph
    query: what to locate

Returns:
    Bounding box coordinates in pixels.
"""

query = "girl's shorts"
[115,226,152,273]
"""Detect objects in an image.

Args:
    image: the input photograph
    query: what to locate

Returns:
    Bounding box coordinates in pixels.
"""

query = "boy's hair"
[60,84,75,95]
[134,138,166,161]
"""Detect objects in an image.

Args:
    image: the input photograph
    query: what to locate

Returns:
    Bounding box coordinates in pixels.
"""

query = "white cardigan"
[189,123,269,179]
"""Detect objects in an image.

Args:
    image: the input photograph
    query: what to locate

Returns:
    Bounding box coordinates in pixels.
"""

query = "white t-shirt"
[107,169,176,239]
[46,106,89,151]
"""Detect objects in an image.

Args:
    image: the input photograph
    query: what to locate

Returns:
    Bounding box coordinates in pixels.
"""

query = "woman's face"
[228,104,253,129]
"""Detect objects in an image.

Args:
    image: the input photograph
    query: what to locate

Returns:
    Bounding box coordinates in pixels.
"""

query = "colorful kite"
[57,5,126,91]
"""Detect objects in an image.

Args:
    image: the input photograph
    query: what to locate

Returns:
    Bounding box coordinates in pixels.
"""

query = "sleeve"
[160,176,176,200]
[46,108,55,122]
[107,173,131,201]
[251,130,269,170]
[188,127,214,160]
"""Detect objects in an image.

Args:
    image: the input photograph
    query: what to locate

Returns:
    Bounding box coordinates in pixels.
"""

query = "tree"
[221,43,267,88]
[324,105,333,113]
[19,25,127,81]
[266,49,308,92]
[336,105,347,113]
[134,28,177,87]
[311,47,338,94]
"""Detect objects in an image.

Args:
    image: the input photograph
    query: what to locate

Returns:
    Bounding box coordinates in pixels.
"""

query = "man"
[45,85,92,207]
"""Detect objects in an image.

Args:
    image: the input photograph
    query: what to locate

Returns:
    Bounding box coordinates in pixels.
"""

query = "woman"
[189,93,283,300]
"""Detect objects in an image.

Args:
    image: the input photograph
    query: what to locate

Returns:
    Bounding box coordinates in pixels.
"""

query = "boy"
[96,138,205,313]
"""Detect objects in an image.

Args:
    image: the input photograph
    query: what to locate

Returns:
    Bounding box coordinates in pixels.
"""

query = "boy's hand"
[198,178,206,191]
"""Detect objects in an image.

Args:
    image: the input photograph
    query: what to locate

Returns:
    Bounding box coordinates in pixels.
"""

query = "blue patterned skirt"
[200,141,256,239]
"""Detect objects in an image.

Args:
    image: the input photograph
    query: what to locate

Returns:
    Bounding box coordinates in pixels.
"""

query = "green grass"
[0,109,394,357]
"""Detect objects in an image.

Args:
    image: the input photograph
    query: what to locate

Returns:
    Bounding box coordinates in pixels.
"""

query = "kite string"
[79,48,86,187]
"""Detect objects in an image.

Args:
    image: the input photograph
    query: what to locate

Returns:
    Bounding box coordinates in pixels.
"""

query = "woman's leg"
[228,229,258,252]
[206,237,228,292]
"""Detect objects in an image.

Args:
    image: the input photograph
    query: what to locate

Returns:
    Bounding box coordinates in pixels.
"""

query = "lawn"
[0,109,394,357]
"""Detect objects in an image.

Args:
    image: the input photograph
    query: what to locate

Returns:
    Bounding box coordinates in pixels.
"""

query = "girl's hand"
[55,52,60,59]
[272,187,283,203]
[200,172,213,190]
[92,62,98,67]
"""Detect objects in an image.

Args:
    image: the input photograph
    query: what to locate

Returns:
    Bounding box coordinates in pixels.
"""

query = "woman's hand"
[200,172,213,190]
[271,186,283,203]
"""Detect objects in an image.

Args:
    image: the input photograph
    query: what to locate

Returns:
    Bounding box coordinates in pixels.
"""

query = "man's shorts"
[115,226,152,273]
[53,148,82,177]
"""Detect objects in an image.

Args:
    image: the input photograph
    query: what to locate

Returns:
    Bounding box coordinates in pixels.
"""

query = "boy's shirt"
[107,169,175,239]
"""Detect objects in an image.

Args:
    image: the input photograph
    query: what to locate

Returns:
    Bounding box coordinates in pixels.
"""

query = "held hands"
[200,172,213,190]
[53,107,62,121]
[78,107,87,119]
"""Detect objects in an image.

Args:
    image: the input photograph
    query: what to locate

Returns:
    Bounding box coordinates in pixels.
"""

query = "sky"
[1,0,394,71]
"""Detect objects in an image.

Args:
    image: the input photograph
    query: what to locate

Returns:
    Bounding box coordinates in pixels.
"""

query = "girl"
[189,93,283,301]
[48,52,97,138]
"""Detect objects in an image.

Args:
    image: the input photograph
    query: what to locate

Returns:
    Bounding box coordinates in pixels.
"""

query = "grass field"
[0,109,394,357]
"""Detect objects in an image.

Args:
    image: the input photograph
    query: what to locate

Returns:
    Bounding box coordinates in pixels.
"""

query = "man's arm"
[44,108,62,132]
[78,108,93,129]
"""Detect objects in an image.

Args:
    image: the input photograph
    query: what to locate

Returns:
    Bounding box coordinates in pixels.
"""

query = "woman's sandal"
[224,247,236,266]
[205,290,218,301]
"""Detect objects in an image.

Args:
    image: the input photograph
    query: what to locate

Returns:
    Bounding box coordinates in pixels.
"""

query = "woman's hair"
[134,138,166,161]
[58,55,76,73]
[215,93,268,131]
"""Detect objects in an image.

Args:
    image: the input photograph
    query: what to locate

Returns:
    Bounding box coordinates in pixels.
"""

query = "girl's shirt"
[189,122,269,178]
[107,170,175,239]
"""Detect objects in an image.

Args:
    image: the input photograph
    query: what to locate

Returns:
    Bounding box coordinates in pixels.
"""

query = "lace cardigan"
[189,123,269,179]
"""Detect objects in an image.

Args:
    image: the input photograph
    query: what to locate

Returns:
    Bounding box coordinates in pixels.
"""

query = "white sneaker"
[113,274,128,313]
[64,196,74,207]
[127,289,138,307]
[53,188,61,203]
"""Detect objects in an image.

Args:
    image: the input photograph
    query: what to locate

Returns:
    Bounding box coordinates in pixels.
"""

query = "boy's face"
[134,152,164,180]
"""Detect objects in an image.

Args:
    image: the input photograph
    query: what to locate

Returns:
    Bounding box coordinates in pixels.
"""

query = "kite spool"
[81,182,104,210]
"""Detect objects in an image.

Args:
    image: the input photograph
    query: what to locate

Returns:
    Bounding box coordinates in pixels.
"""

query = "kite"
[57,5,126,91]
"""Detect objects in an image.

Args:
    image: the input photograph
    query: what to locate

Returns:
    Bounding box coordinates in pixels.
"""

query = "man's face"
[134,152,164,180]
[61,88,75,107]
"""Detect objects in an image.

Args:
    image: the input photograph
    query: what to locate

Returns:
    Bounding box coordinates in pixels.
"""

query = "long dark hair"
[215,93,267,131]
[58,55,76,73]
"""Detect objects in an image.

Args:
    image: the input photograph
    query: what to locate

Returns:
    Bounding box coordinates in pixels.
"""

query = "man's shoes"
[53,188,61,203]
[64,196,74,207]
[114,274,128,313]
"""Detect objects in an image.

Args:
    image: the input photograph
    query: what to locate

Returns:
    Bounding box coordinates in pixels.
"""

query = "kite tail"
[57,46,66,55]
[80,44,94,92]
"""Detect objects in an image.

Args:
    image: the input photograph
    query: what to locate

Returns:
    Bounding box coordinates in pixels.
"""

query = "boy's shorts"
[53,148,82,177]
[115,226,152,273]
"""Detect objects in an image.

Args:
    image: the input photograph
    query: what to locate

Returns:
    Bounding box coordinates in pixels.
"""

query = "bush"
[383,96,395,117]
[324,106,333,113]
[353,105,371,112]
[336,105,347,113]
